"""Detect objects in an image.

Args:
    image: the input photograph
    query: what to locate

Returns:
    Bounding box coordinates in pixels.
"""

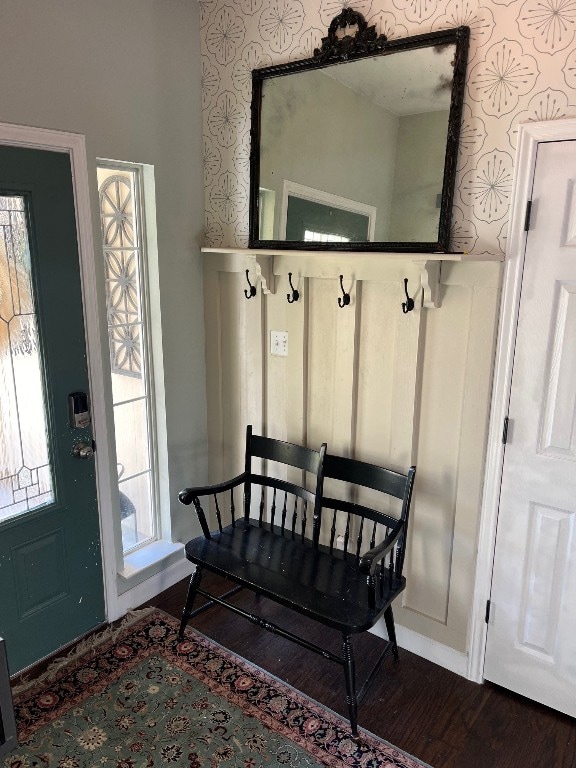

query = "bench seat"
[185,520,405,634]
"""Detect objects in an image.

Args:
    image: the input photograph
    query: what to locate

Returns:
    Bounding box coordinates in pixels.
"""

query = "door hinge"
[524,200,532,231]
[485,599,491,624]
[502,416,510,445]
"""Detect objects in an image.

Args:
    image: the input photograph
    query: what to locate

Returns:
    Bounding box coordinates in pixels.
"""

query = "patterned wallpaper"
[199,0,576,256]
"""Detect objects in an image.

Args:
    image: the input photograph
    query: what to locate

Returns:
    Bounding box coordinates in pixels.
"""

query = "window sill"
[118,539,183,583]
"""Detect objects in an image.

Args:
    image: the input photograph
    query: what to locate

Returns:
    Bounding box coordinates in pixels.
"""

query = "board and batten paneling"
[203,252,501,653]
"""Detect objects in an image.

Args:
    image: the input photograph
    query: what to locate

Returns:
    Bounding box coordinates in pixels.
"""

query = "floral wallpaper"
[199,0,576,256]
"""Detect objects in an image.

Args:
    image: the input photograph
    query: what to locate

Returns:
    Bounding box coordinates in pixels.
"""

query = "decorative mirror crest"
[313,9,387,63]
[249,12,470,254]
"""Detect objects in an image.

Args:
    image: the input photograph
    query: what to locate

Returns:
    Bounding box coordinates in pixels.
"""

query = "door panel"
[13,529,69,617]
[484,140,576,715]
[0,146,105,673]
[539,281,576,459]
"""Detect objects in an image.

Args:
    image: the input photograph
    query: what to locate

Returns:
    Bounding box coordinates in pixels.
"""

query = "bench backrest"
[244,425,326,539]
[318,453,416,577]
[181,427,415,569]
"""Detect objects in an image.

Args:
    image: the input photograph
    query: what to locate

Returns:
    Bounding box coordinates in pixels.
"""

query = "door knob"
[72,441,94,459]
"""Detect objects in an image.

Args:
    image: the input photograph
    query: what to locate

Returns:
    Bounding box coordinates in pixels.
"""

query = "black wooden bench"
[178,426,416,735]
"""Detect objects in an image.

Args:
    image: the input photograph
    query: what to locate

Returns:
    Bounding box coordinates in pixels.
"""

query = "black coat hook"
[287,272,299,304]
[402,278,415,314]
[244,269,257,299]
[338,275,350,308]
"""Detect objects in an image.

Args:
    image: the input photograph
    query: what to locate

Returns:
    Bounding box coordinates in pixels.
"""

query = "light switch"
[270,331,288,357]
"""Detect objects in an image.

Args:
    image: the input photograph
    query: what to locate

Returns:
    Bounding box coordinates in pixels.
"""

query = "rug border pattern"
[11,608,431,768]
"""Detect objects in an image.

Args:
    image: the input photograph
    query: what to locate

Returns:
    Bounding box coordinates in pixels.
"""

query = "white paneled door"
[484,140,576,715]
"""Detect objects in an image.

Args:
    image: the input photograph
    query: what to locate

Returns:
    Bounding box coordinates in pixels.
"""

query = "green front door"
[0,146,105,673]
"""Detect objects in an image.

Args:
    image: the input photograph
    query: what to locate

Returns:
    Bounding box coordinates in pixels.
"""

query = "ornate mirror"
[249,11,469,253]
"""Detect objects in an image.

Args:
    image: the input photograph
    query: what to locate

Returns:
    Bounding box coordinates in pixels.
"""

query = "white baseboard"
[370,621,469,679]
[108,557,193,622]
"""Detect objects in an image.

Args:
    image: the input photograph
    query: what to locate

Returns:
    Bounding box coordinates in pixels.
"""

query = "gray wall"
[0,0,207,544]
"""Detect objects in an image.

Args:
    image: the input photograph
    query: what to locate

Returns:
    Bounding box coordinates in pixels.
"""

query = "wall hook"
[287,272,300,304]
[401,278,415,314]
[338,275,351,308]
[244,269,257,299]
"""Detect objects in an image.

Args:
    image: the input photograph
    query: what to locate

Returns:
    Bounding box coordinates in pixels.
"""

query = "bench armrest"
[358,520,404,576]
[179,473,247,505]
[179,473,247,540]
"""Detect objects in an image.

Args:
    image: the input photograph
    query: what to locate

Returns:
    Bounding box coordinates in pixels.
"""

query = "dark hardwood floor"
[143,571,576,768]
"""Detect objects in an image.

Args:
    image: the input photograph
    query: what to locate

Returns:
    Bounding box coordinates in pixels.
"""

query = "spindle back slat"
[269,487,277,528]
[259,489,265,527]
[343,513,351,556]
[214,494,222,533]
[280,492,288,534]
[355,517,365,563]
[330,509,337,553]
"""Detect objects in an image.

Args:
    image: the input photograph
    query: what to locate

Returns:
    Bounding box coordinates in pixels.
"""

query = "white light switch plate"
[270,331,288,357]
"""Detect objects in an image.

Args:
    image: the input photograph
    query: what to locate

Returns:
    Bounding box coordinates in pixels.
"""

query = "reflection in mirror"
[249,22,469,253]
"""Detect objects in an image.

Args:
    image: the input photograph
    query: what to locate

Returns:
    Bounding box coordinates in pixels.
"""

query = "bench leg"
[342,634,358,737]
[178,566,203,640]
[384,605,399,660]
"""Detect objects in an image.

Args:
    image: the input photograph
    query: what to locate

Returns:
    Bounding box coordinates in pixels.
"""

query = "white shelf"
[200,246,503,308]
[201,246,503,262]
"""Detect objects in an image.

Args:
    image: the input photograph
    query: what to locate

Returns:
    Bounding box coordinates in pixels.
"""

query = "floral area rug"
[7,608,430,768]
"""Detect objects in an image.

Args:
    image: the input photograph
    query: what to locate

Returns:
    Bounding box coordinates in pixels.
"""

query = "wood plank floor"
[144,571,576,768]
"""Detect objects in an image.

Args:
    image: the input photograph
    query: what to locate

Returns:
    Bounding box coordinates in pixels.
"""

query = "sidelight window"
[97,163,158,555]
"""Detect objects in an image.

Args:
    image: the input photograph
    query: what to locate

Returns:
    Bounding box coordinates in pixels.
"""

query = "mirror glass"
[249,26,469,253]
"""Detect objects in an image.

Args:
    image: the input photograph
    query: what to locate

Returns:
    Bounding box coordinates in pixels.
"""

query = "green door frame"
[0,122,118,633]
